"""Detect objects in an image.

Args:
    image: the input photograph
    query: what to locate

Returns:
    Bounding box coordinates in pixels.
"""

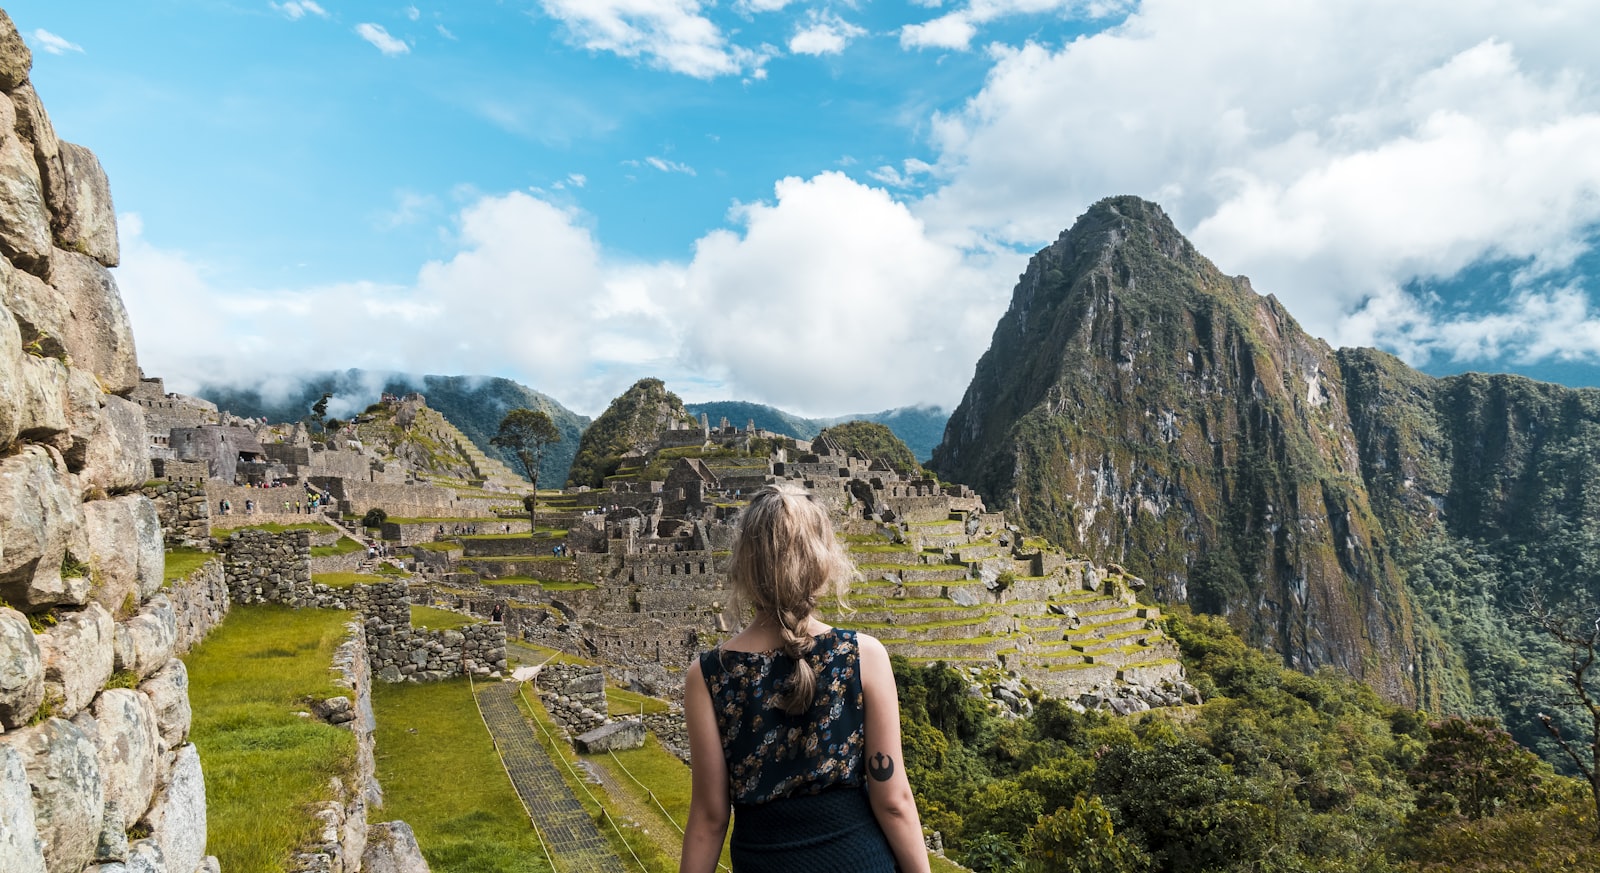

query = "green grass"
[373,680,553,872]
[311,572,384,589]
[375,563,411,577]
[384,516,507,524]
[163,548,214,585]
[604,686,671,716]
[415,541,463,552]
[185,606,356,873]
[482,577,596,591]
[411,605,476,630]
[587,734,733,869]
[507,640,592,667]
[223,522,336,534]
[309,536,364,558]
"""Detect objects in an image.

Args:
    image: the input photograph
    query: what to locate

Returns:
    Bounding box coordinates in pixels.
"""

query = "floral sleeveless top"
[698,628,867,806]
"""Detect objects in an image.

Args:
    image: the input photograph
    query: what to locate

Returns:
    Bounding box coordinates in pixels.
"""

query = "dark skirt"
[731,786,898,873]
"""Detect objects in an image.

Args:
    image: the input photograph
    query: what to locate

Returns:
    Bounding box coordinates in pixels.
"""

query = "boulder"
[361,821,430,873]
[0,11,30,91]
[0,743,48,873]
[67,372,149,493]
[84,496,164,615]
[574,719,646,753]
[0,294,25,449]
[0,606,43,729]
[44,250,138,395]
[113,596,177,681]
[16,353,69,440]
[0,254,64,360]
[38,602,114,717]
[11,84,59,170]
[138,660,191,748]
[0,445,90,610]
[51,143,118,268]
[0,92,51,272]
[94,838,164,873]
[0,718,105,873]
[948,586,981,608]
[143,744,205,873]
[88,690,161,837]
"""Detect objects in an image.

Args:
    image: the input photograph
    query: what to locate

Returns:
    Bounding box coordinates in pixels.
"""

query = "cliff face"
[933,197,1432,704]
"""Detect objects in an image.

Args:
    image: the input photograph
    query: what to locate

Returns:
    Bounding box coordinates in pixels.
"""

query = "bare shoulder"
[685,654,705,684]
[853,631,888,659]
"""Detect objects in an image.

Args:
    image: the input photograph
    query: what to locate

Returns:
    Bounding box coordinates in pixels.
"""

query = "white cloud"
[789,11,867,56]
[869,158,934,188]
[901,0,1127,51]
[118,175,1005,416]
[567,173,588,188]
[405,5,421,22]
[377,191,438,228]
[30,29,84,55]
[355,23,410,55]
[645,156,696,175]
[270,1,328,21]
[538,0,769,79]
[436,24,457,40]
[911,0,1600,369]
[736,0,798,12]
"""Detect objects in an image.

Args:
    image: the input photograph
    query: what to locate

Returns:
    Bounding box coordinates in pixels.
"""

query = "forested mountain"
[932,196,1600,760]
[685,401,948,461]
[197,369,589,488]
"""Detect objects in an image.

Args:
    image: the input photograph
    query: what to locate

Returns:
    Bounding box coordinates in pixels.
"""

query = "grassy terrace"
[374,680,552,872]
[461,529,569,540]
[412,605,477,630]
[415,541,463,552]
[185,606,356,873]
[605,685,671,716]
[163,548,214,585]
[309,536,363,558]
[482,576,596,591]
[218,521,336,534]
[311,572,386,589]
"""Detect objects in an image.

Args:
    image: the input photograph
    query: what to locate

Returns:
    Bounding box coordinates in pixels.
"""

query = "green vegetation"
[311,572,384,589]
[163,548,214,585]
[815,420,921,475]
[373,680,552,872]
[890,609,1583,873]
[224,521,336,534]
[411,605,476,630]
[362,508,388,528]
[309,536,364,558]
[483,577,596,591]
[185,606,356,873]
[415,541,463,552]
[491,407,562,504]
[604,685,670,716]
[566,378,696,488]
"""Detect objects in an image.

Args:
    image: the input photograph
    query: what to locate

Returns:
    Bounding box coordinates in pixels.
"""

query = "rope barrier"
[519,682,651,873]
[468,673,561,873]
[605,750,731,873]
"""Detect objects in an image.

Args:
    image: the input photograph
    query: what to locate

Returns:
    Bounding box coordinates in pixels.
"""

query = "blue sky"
[11,1,1600,416]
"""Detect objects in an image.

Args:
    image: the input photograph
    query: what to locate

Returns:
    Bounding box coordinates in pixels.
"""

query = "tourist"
[491,603,504,622]
[679,485,927,873]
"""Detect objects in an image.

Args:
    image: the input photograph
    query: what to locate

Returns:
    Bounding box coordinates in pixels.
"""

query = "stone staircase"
[423,408,530,492]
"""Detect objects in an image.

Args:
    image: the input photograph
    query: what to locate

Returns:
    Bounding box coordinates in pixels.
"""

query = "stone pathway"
[474,681,622,873]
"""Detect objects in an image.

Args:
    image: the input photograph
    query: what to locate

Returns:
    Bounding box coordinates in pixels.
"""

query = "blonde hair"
[729,484,855,715]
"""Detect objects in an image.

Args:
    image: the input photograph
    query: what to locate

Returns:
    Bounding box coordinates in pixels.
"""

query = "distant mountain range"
[684,401,948,461]
[195,371,950,484]
[195,370,590,488]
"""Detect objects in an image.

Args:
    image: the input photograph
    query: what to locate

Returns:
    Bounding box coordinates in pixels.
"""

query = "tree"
[491,408,562,525]
[1023,796,1148,873]
[1409,715,1548,821]
[1527,594,1600,836]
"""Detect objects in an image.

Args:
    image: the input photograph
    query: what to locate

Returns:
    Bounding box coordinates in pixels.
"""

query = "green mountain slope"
[567,378,697,487]
[685,401,948,461]
[196,369,589,487]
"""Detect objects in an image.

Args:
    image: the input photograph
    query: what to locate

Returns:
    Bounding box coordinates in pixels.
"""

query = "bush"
[362,508,388,528]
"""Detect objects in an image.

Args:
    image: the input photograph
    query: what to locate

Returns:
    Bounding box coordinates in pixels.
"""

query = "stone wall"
[325,481,502,521]
[164,557,229,654]
[222,529,314,605]
[0,12,221,869]
[535,664,608,735]
[141,481,211,550]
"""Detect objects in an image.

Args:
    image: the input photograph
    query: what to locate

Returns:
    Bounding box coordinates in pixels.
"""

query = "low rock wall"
[165,556,230,653]
[535,664,608,736]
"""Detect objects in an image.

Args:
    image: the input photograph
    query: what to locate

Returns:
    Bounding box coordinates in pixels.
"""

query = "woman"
[680,485,930,873]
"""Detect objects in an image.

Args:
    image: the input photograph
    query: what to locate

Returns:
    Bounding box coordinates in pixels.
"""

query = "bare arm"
[680,658,730,873]
[859,633,932,873]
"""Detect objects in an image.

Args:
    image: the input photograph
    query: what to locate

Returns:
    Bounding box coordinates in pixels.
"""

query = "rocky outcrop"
[0,10,224,871]
[566,377,697,487]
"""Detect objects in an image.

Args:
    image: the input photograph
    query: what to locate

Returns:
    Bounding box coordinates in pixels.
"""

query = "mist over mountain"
[931,196,1600,759]
[195,370,590,487]
[685,401,948,461]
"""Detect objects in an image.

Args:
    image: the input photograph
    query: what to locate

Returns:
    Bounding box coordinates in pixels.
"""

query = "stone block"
[0,717,105,873]
[101,838,165,873]
[84,496,164,615]
[574,719,646,754]
[0,11,30,91]
[49,143,118,268]
[38,602,114,717]
[138,660,190,748]
[43,250,138,395]
[142,744,205,873]
[0,95,50,272]
[0,294,25,450]
[15,353,68,440]
[113,596,177,681]
[0,445,89,610]
[0,743,48,873]
[69,376,150,494]
[0,606,43,729]
[11,84,58,168]
[88,690,161,835]
[361,821,430,873]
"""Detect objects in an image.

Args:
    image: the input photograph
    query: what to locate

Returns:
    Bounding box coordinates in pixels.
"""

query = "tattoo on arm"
[868,752,895,782]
